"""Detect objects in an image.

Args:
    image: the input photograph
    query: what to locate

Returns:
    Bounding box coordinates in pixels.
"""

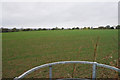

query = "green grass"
[2,30,118,78]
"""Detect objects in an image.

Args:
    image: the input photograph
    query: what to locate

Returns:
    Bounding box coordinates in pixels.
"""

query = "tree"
[51,27,60,30]
[61,27,64,30]
[76,27,79,29]
[88,27,90,29]
[38,28,42,30]
[106,25,110,29]
[116,25,120,29]
[55,27,60,30]
[72,27,75,30]
[12,28,18,32]
[26,28,31,31]
[2,28,9,32]
[98,26,105,29]
[83,27,87,29]
[42,28,47,30]
[110,27,114,29]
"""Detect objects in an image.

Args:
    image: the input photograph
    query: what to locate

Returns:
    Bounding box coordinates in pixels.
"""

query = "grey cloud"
[2,2,118,28]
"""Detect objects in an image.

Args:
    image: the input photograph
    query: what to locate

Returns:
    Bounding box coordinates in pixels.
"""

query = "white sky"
[1,0,119,28]
[1,0,119,2]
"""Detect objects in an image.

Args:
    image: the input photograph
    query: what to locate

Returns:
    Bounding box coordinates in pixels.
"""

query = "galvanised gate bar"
[14,61,120,80]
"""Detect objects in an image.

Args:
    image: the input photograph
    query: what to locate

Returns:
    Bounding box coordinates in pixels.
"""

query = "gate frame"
[14,61,120,80]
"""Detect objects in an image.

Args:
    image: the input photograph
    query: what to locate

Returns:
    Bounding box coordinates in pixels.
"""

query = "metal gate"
[14,61,120,80]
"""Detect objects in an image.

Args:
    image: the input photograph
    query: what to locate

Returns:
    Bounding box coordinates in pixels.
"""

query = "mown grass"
[2,30,118,78]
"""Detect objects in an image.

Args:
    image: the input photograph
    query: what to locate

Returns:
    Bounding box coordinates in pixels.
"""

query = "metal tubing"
[14,61,120,80]
[14,77,18,80]
[92,62,97,80]
[49,66,52,80]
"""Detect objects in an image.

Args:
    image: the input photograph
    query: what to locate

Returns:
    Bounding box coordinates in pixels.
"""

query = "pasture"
[2,30,118,78]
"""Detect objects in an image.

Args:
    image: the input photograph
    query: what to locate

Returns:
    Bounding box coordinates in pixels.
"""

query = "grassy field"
[2,30,118,78]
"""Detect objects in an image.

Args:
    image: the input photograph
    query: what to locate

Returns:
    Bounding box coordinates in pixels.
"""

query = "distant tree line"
[1,25,120,33]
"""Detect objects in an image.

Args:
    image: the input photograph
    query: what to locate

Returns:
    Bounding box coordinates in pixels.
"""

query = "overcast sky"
[2,2,118,28]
